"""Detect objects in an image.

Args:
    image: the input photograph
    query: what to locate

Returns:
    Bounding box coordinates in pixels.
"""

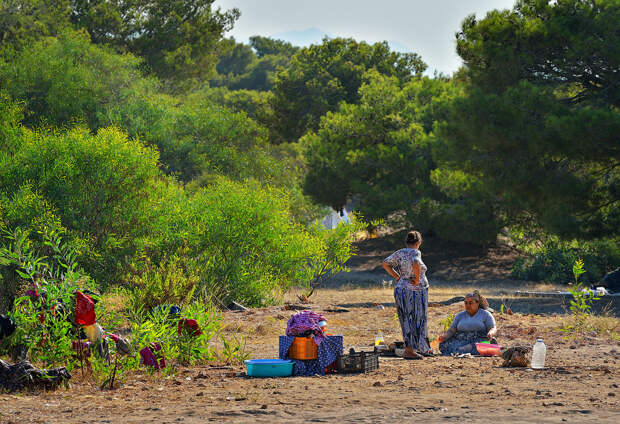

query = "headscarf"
[465,290,489,310]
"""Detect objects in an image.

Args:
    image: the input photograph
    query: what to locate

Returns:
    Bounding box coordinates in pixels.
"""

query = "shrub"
[130,300,221,367]
[0,125,162,284]
[126,254,199,312]
[0,226,96,369]
[511,238,620,284]
[0,29,143,129]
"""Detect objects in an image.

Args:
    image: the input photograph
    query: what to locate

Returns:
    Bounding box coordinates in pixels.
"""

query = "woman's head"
[464,292,480,315]
[464,290,489,315]
[405,230,422,248]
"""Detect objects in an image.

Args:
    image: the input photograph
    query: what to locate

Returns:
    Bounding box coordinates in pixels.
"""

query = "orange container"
[288,336,318,360]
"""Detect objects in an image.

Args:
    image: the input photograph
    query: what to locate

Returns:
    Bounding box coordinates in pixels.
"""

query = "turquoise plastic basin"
[245,359,294,377]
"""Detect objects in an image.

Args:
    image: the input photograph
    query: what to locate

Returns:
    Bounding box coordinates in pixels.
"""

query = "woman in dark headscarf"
[382,230,431,359]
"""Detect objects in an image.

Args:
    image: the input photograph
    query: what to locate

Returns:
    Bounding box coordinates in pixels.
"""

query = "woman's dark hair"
[405,230,422,246]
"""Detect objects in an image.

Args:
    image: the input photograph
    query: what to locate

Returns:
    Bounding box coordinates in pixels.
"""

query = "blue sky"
[214,0,517,75]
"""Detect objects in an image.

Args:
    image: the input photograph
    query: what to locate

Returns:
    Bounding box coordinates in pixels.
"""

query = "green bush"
[0,226,96,368]
[146,178,320,306]
[130,300,222,367]
[511,239,620,284]
[0,29,143,129]
[0,125,162,283]
[126,253,199,312]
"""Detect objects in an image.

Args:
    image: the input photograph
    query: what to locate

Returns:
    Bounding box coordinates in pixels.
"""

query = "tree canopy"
[271,38,427,142]
[249,35,299,58]
[69,0,240,82]
[439,0,620,238]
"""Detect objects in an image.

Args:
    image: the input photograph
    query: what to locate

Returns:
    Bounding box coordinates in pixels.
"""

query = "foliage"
[302,215,366,299]
[1,96,340,308]
[559,259,613,337]
[69,0,240,83]
[301,70,498,242]
[144,178,325,307]
[0,125,161,283]
[510,238,619,284]
[91,352,134,390]
[439,312,455,332]
[0,0,70,52]
[249,36,299,59]
[0,29,145,129]
[302,71,436,213]
[130,300,221,366]
[218,332,250,365]
[567,259,599,316]
[211,37,299,92]
[102,82,280,185]
[126,254,199,312]
[192,86,274,126]
[438,0,620,239]
[0,93,23,149]
[216,38,257,76]
[0,226,95,369]
[272,37,427,142]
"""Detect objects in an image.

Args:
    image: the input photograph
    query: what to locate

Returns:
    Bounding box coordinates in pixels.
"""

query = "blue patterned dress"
[384,248,431,353]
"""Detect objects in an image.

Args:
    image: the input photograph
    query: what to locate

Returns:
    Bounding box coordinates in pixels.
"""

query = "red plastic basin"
[475,343,503,356]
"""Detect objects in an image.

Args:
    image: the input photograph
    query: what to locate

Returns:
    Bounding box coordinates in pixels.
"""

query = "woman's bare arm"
[487,326,497,339]
[382,262,400,281]
[438,328,456,343]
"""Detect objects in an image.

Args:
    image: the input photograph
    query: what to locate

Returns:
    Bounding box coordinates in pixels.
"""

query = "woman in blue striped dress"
[382,231,431,360]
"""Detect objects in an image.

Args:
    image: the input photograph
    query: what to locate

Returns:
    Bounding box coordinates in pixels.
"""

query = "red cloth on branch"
[74,291,96,326]
[177,318,202,337]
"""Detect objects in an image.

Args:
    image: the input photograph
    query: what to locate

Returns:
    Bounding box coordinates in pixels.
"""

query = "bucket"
[245,359,294,377]
[288,336,318,360]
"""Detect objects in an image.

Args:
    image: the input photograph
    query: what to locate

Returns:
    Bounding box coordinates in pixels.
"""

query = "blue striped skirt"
[393,282,430,353]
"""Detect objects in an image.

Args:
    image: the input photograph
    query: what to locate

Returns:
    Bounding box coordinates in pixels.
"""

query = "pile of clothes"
[285,310,326,345]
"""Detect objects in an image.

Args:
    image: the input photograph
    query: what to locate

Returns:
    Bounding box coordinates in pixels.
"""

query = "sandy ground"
[1,234,619,423]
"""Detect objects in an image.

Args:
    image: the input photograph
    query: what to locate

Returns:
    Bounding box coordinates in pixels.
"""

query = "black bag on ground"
[0,359,71,392]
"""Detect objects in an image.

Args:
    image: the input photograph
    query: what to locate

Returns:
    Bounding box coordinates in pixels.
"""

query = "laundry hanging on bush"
[74,291,96,326]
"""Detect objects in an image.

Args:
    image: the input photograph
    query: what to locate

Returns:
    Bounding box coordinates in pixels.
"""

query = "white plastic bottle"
[531,339,546,369]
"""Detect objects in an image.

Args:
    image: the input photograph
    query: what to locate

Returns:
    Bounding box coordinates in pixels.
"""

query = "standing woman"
[382,231,431,359]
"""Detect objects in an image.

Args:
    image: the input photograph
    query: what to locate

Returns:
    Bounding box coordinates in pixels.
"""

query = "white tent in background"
[321,207,351,229]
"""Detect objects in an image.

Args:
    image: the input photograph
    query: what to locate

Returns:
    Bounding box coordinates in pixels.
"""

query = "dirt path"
[1,234,618,423]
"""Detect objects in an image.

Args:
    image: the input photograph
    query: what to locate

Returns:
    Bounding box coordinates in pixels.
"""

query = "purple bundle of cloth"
[139,342,166,369]
[285,310,326,345]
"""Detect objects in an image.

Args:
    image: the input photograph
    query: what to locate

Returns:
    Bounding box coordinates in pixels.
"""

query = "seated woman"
[437,291,497,355]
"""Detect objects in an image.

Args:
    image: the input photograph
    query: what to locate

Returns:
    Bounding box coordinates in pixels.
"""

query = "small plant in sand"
[218,332,251,364]
[568,259,599,316]
[91,350,136,390]
[560,259,606,336]
[439,312,455,332]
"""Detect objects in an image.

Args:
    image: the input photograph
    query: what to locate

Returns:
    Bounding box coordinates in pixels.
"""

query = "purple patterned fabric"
[285,310,326,345]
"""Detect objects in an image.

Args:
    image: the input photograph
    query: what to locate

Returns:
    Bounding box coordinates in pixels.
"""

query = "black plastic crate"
[337,348,379,373]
